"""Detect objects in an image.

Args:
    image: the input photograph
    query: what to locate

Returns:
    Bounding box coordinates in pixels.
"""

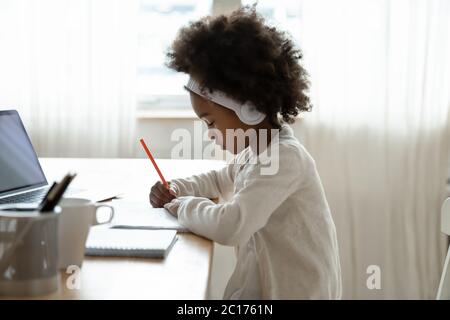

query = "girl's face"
[189,91,252,154]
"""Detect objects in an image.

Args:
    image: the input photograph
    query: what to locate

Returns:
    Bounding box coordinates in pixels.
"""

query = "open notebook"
[85,228,177,258]
[110,200,190,232]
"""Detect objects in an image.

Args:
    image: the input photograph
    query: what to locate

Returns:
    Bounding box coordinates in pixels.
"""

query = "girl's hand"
[164,197,218,218]
[164,199,181,218]
[149,181,177,208]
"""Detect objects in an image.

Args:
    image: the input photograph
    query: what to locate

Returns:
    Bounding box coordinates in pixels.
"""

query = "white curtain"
[0,0,138,157]
[294,0,450,299]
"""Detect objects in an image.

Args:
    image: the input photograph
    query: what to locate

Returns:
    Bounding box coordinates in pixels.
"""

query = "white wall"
[135,118,194,158]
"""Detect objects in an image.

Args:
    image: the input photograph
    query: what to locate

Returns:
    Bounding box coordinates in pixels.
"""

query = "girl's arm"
[170,148,305,246]
[169,164,235,200]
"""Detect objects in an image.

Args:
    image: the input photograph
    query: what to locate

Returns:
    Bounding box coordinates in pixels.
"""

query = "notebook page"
[110,200,190,232]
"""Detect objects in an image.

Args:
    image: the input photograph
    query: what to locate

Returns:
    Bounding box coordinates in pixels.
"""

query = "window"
[242,0,303,47]
[136,0,301,112]
[137,0,213,110]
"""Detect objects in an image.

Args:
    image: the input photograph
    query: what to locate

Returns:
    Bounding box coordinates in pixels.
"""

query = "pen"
[139,138,169,189]
[39,173,77,212]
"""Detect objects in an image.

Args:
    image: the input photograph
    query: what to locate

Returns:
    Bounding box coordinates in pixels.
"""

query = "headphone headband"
[184,77,266,125]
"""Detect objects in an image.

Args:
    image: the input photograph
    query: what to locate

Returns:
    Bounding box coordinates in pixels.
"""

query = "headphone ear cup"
[239,102,266,125]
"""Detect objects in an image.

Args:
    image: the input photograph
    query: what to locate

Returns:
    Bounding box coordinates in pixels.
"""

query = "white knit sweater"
[169,124,342,299]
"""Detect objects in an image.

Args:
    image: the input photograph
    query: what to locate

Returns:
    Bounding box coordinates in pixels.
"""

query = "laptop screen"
[0,110,47,195]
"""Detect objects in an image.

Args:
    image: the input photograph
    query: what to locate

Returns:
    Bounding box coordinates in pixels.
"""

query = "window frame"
[136,0,241,115]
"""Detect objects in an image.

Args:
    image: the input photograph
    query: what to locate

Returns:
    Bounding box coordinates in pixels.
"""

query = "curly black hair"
[166,6,311,125]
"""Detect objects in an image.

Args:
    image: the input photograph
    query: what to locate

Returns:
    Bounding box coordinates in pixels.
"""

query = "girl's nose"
[207,128,224,147]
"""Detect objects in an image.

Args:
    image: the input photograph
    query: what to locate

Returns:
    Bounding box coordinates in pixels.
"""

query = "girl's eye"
[206,121,215,128]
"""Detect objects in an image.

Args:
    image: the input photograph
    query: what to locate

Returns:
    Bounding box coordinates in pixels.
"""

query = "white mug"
[58,198,114,269]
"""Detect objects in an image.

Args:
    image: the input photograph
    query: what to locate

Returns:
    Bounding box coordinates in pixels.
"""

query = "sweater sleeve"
[175,147,304,246]
[169,164,235,200]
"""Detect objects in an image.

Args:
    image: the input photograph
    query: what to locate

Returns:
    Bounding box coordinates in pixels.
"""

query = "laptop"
[0,110,51,205]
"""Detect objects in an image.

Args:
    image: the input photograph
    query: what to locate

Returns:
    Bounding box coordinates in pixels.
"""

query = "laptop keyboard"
[0,188,48,205]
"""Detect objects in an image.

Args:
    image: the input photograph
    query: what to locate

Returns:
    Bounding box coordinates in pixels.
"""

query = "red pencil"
[139,138,169,189]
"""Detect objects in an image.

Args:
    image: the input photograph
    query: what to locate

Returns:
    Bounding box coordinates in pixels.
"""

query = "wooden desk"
[7,158,225,300]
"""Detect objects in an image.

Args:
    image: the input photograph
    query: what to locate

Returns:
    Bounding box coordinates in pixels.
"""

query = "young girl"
[149,7,341,300]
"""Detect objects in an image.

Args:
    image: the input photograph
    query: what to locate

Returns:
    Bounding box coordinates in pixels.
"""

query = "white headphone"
[184,77,266,125]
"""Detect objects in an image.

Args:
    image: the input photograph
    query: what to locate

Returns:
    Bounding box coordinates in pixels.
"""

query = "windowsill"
[136,109,197,119]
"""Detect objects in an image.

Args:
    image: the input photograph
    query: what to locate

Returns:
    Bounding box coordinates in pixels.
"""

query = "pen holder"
[0,206,61,296]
